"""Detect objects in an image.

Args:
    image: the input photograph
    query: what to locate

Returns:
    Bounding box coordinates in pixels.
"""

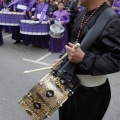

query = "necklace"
[75,2,105,43]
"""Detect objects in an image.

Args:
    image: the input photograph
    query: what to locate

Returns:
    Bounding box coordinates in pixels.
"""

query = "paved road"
[0,32,120,120]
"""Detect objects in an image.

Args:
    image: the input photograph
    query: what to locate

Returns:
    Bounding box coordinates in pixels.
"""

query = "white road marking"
[3,34,12,39]
[35,52,52,62]
[23,59,50,66]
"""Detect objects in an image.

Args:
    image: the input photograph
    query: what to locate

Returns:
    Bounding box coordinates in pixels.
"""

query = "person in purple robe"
[28,0,37,17]
[0,25,3,45]
[112,0,120,14]
[20,0,37,46]
[7,0,35,44]
[49,0,58,17]
[49,1,70,53]
[0,0,4,10]
[33,0,49,22]
[31,0,50,48]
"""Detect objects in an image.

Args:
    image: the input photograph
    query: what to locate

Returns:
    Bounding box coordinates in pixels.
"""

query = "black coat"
[70,2,120,75]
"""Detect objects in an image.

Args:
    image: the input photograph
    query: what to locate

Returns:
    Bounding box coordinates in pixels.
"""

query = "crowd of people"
[0,0,84,53]
[0,0,119,53]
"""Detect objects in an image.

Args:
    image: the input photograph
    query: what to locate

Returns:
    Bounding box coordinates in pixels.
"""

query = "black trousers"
[0,26,3,45]
[12,26,21,41]
[59,79,111,120]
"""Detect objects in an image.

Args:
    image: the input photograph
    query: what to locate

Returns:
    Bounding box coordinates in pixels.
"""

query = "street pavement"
[0,32,120,120]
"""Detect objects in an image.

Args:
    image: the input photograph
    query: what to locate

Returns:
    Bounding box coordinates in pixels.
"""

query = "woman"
[49,1,70,53]
[31,0,50,48]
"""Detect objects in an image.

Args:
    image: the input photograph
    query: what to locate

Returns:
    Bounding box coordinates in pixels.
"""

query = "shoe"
[14,40,21,44]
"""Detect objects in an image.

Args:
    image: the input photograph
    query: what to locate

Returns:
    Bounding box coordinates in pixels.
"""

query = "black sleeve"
[74,14,120,75]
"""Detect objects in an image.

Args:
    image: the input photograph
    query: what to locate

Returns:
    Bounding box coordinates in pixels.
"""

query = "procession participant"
[49,0,58,17]
[0,25,3,45]
[31,0,50,48]
[58,0,120,120]
[62,0,69,9]
[21,0,37,46]
[66,0,79,41]
[0,0,4,10]
[28,0,37,17]
[112,0,120,14]
[7,0,35,44]
[49,1,70,53]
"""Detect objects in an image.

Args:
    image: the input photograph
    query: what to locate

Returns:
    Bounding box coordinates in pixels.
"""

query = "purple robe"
[0,0,2,5]
[49,10,70,53]
[8,0,34,12]
[10,0,35,44]
[31,3,50,48]
[0,25,3,45]
[22,0,37,46]
[0,0,4,10]
[34,3,49,21]
[3,2,13,33]
[113,0,120,14]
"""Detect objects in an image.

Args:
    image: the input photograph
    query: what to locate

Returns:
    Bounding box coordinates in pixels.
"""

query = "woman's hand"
[65,43,85,64]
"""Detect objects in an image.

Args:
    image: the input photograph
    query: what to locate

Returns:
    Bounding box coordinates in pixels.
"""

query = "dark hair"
[58,1,64,5]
